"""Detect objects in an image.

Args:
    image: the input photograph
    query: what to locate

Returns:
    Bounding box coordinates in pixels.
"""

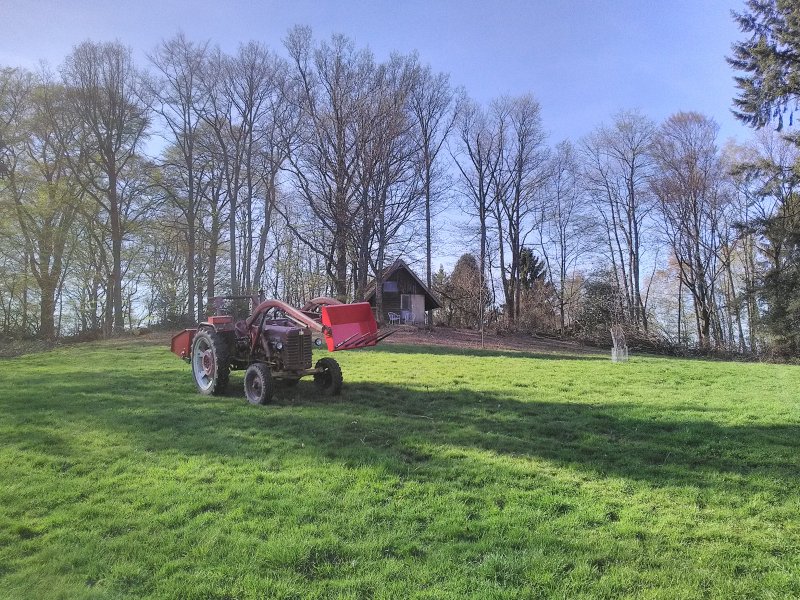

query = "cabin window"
[383,281,398,293]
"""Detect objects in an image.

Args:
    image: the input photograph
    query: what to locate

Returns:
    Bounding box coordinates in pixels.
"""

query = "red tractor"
[170,295,392,404]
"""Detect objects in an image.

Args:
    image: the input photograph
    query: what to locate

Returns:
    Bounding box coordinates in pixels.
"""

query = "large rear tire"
[191,329,230,396]
[244,362,274,405]
[313,357,343,396]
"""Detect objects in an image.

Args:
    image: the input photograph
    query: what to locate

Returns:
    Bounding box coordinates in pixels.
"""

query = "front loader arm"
[246,299,325,332]
[245,298,391,352]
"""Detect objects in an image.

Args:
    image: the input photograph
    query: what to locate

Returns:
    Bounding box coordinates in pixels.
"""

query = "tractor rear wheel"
[313,357,343,396]
[191,329,230,396]
[244,362,274,405]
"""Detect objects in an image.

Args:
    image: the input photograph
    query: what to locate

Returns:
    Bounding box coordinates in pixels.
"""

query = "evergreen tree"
[761,194,800,353]
[729,0,800,131]
[518,247,547,290]
[730,1,800,353]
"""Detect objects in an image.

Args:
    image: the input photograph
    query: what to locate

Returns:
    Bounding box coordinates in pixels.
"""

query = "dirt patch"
[384,326,605,356]
[1,327,603,360]
[0,339,57,359]
[0,330,174,359]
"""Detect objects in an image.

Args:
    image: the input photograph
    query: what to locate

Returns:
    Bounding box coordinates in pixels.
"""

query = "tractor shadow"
[7,368,798,493]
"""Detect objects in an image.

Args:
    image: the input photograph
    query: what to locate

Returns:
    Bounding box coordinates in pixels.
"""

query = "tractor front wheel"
[313,357,343,396]
[191,329,230,396]
[244,362,274,405]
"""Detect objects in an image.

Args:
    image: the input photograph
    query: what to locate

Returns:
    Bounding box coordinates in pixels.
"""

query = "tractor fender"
[199,315,237,334]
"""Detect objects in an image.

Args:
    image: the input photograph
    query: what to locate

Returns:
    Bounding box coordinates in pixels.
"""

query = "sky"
[1,0,752,146]
[0,0,756,270]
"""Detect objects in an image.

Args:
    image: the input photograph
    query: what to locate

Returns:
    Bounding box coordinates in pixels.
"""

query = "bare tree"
[727,149,761,351]
[194,122,229,311]
[251,54,296,293]
[196,47,242,296]
[356,54,423,320]
[651,112,728,350]
[228,42,285,294]
[283,27,373,299]
[196,41,286,297]
[454,99,500,292]
[59,41,151,333]
[149,33,210,321]
[539,140,593,333]
[408,64,457,320]
[583,110,655,331]
[490,94,549,326]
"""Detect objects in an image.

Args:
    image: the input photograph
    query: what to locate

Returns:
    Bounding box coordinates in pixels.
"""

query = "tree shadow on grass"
[5,370,798,493]
[255,382,800,489]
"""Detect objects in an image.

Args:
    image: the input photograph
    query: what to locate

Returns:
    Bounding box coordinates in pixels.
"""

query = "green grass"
[0,339,799,599]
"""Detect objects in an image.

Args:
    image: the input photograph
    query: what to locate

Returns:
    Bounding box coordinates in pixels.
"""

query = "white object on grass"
[611,325,629,362]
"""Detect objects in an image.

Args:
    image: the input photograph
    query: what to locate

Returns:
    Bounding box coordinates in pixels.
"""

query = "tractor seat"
[235,320,249,337]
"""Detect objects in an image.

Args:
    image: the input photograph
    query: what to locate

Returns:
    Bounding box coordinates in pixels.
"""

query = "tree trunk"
[39,277,57,341]
[334,234,348,301]
[425,162,433,328]
[109,168,124,334]
[206,209,220,317]
[21,253,29,334]
[187,210,196,322]
[375,255,385,326]
[254,176,275,292]
[677,274,683,345]
[229,196,238,295]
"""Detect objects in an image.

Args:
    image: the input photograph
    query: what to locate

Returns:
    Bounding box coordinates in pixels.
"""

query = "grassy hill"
[0,338,798,599]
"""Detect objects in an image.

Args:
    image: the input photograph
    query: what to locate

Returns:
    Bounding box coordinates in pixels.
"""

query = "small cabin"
[364,259,441,325]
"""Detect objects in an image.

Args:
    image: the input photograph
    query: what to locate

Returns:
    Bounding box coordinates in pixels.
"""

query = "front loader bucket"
[321,302,378,351]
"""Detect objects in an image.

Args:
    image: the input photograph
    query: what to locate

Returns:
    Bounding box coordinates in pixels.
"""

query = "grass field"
[0,338,799,599]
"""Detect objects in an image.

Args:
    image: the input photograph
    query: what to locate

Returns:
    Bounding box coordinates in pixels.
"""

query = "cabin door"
[411,294,425,324]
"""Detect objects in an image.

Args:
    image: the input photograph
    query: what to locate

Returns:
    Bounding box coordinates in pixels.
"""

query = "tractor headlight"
[314,338,323,347]
[274,340,283,351]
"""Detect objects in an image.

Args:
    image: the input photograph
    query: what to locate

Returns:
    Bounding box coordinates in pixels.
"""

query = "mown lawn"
[0,338,798,599]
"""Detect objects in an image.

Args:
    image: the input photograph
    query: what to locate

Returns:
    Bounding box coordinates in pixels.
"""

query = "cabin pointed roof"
[363,259,441,310]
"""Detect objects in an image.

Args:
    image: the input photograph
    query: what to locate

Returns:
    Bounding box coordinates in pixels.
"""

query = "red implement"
[170,328,197,359]
[321,302,378,351]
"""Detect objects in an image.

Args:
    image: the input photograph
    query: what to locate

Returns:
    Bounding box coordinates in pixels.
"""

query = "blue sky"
[1,0,752,146]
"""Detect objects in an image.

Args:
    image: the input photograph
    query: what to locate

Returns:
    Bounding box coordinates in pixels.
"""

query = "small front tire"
[313,357,343,396]
[244,362,274,405]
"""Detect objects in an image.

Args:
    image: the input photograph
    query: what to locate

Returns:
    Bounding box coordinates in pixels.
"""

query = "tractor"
[170,295,393,404]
